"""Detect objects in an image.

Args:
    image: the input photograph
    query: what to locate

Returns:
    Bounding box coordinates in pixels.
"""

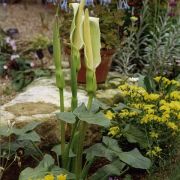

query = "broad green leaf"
[84,143,115,161]
[122,124,148,148]
[15,121,41,134]
[18,131,41,142]
[90,160,126,180]
[112,103,127,112]
[0,126,14,136]
[19,154,54,180]
[56,112,76,124]
[0,122,40,136]
[92,99,110,111]
[118,148,151,169]
[73,103,87,116]
[141,75,156,93]
[19,154,75,180]
[83,9,101,71]
[38,154,54,168]
[102,136,122,153]
[77,111,110,127]
[51,144,76,158]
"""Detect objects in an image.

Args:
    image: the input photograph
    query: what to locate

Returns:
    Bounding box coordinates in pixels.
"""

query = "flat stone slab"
[0,73,123,146]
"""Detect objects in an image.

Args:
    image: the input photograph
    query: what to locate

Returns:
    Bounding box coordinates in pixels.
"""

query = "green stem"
[31,141,44,158]
[75,94,94,179]
[81,158,95,179]
[59,89,66,167]
[64,120,79,169]
[70,47,78,110]
[31,154,40,163]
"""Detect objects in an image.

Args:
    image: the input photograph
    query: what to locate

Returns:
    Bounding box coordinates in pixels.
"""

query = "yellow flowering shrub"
[105,77,180,166]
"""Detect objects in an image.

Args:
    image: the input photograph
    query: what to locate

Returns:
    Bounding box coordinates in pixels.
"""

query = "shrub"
[104,77,180,169]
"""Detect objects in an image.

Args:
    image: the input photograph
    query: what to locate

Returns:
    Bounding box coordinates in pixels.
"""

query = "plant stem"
[81,158,95,179]
[64,120,79,170]
[53,7,66,168]
[59,89,66,167]
[70,48,78,110]
[31,141,44,158]
[75,93,94,179]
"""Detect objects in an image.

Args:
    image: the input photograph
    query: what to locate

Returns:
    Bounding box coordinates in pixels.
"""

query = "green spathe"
[83,9,101,93]
[53,15,65,89]
[83,11,101,71]
[70,0,85,50]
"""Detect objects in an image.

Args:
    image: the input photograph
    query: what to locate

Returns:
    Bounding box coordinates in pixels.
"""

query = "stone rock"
[0,72,124,147]
[0,77,88,145]
[2,77,88,118]
[96,88,123,106]
[0,109,15,123]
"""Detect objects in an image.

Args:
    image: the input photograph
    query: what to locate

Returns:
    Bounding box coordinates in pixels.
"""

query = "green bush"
[104,76,180,169]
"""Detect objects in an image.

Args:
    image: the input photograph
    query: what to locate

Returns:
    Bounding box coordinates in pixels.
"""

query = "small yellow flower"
[150,131,159,139]
[154,76,162,82]
[105,110,115,120]
[162,77,171,86]
[108,126,120,137]
[130,16,138,22]
[44,175,54,180]
[170,91,180,101]
[171,80,180,87]
[57,174,67,180]
[144,93,160,101]
[169,101,180,111]
[166,122,178,131]
[159,104,170,112]
[154,146,162,153]
[146,146,162,157]
[160,100,166,105]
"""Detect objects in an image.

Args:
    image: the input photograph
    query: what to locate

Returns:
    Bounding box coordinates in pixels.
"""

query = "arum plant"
[75,8,101,178]
[70,0,85,110]
[53,8,66,167]
[54,0,105,178]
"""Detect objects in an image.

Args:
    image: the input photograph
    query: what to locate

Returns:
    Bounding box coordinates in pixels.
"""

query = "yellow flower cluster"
[169,91,180,101]
[44,174,67,180]
[154,76,180,87]
[149,131,159,139]
[118,84,147,99]
[108,126,120,137]
[118,80,180,131]
[119,109,139,118]
[105,110,115,120]
[144,93,160,102]
[146,146,162,157]
[141,114,160,124]
[107,77,180,159]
